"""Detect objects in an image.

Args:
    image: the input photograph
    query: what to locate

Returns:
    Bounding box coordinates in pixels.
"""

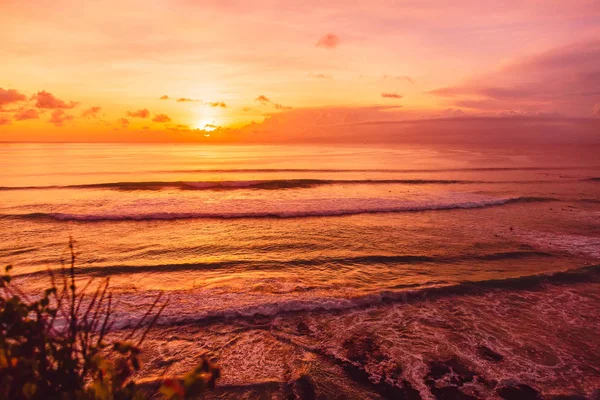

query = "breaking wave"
[0,196,557,222]
[0,178,563,191]
[146,264,600,325]
[15,250,555,278]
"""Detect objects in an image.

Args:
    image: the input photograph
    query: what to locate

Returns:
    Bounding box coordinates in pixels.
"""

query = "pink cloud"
[381,93,403,99]
[15,108,40,121]
[316,34,340,49]
[255,95,271,104]
[594,104,600,116]
[383,75,414,84]
[49,110,74,126]
[34,91,78,109]
[126,109,150,118]
[228,106,599,145]
[0,88,26,107]
[82,106,101,118]
[428,40,600,116]
[440,108,466,118]
[152,114,171,123]
[207,101,226,108]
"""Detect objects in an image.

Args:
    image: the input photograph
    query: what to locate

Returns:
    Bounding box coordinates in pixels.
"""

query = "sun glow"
[196,119,218,131]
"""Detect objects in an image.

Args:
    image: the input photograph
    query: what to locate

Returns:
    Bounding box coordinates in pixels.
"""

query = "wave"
[0,178,566,191]
[152,264,600,325]
[0,196,556,222]
[14,250,555,278]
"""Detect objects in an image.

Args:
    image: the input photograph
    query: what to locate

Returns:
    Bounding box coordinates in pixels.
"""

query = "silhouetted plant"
[0,240,220,400]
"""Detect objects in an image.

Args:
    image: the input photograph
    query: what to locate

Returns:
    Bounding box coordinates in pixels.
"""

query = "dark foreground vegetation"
[0,241,219,400]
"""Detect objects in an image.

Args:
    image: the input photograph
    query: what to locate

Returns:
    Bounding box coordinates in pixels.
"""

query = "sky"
[1,0,599,143]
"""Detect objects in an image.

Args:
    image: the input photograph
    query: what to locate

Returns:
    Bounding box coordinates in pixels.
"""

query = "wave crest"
[0,178,564,191]
[0,196,556,222]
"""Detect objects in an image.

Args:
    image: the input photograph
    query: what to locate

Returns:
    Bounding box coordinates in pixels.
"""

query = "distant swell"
[0,197,556,222]
[0,178,563,191]
[153,264,600,325]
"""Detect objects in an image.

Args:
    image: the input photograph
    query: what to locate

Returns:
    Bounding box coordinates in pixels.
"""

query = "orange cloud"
[177,98,196,102]
[309,73,332,79]
[49,110,74,126]
[316,34,340,49]
[0,115,11,125]
[167,124,194,132]
[0,88,26,107]
[152,114,171,123]
[126,109,150,118]
[15,108,40,121]
[381,92,403,99]
[255,95,270,104]
[34,91,78,109]
[207,101,226,108]
[159,95,169,100]
[119,118,130,126]
[274,103,292,110]
[82,106,101,118]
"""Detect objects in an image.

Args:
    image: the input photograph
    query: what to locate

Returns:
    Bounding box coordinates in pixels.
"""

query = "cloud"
[381,92,403,99]
[440,108,466,118]
[316,34,340,49]
[274,103,292,110]
[171,124,191,130]
[82,106,101,118]
[0,115,11,125]
[207,101,226,108]
[428,87,469,97]
[15,108,40,121]
[49,110,74,126]
[255,95,271,104]
[227,105,599,145]
[119,118,130,126]
[204,123,218,129]
[428,40,600,116]
[0,88,26,107]
[383,75,414,84]
[152,114,171,123]
[159,95,169,100]
[34,91,78,109]
[309,73,332,79]
[177,98,196,102]
[126,109,150,118]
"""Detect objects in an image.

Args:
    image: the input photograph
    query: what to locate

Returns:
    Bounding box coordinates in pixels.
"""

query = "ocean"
[1,143,599,399]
